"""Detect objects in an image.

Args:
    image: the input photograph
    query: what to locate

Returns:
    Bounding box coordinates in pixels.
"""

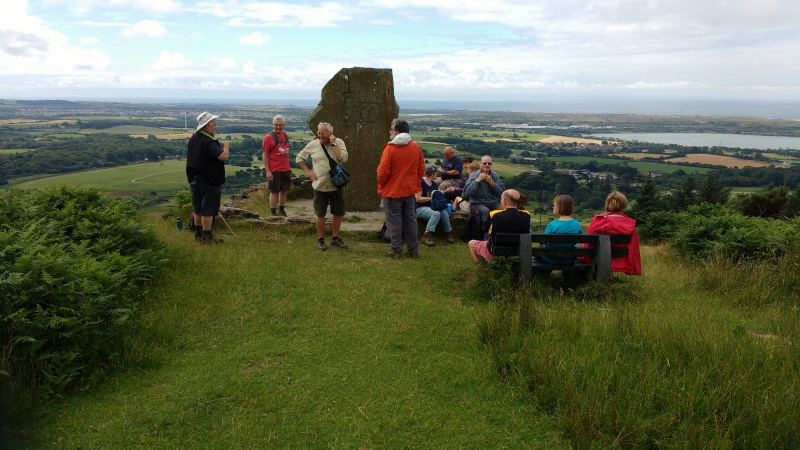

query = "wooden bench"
[492,233,631,283]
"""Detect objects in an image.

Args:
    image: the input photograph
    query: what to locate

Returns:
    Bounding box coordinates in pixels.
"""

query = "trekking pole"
[217,212,236,237]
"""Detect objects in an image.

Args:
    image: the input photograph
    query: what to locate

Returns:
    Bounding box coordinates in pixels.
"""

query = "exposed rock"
[307,67,400,211]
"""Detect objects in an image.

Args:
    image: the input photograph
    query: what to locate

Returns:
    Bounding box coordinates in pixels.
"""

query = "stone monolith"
[308,67,399,211]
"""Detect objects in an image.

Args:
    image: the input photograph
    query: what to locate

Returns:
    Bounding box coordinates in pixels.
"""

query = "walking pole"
[217,212,236,237]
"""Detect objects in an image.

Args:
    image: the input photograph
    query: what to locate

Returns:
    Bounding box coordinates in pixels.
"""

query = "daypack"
[430,190,448,211]
[377,222,391,242]
[463,211,484,242]
[266,130,287,153]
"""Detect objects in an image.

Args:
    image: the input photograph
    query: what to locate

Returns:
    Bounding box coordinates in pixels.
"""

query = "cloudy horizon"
[2,0,799,107]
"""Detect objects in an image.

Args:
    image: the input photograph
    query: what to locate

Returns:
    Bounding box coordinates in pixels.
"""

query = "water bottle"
[177,217,182,230]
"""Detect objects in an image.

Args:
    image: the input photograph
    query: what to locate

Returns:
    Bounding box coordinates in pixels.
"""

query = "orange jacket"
[376,140,425,198]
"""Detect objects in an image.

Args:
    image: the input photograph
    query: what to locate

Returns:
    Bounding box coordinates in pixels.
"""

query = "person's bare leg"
[332,215,342,237]
[316,216,326,239]
[201,216,214,231]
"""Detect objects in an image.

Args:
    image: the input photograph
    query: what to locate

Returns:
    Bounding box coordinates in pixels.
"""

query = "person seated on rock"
[416,164,454,246]
[540,195,582,265]
[443,159,478,213]
[463,155,505,233]
[579,191,641,275]
[468,189,530,263]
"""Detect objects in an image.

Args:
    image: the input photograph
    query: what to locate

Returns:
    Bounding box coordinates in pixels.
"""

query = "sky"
[2,0,800,105]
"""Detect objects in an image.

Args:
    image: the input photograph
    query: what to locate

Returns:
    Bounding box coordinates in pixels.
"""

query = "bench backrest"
[492,233,631,258]
[491,233,632,283]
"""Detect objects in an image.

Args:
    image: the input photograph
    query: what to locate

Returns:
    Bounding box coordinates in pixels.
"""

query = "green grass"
[475,246,800,447]
[8,221,565,448]
[0,148,34,154]
[10,160,249,195]
[546,156,712,174]
[82,125,178,135]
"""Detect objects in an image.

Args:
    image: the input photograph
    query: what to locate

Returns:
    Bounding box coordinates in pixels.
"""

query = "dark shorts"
[190,184,222,217]
[268,170,292,193]
[313,189,345,217]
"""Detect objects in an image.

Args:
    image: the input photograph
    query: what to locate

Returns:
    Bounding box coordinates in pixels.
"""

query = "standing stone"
[308,67,399,211]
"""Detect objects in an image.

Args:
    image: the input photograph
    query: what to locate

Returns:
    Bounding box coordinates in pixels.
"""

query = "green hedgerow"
[0,185,168,412]
[640,203,800,261]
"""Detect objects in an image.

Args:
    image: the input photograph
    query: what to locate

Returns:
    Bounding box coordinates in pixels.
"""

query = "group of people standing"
[185,112,640,274]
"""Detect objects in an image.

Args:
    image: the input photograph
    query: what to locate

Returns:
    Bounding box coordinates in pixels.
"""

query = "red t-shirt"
[262,131,291,172]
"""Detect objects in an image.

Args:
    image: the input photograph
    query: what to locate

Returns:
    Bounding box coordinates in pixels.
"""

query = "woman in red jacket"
[581,191,642,275]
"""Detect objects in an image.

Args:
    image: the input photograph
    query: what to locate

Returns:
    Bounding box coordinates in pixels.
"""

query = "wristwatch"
[330,142,337,146]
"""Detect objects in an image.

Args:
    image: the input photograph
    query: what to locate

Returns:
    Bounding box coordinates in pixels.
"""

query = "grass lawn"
[0,148,34,154]
[11,160,250,195]
[546,156,711,174]
[11,221,565,448]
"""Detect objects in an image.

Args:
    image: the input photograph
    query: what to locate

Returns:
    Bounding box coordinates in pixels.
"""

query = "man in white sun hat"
[186,111,229,244]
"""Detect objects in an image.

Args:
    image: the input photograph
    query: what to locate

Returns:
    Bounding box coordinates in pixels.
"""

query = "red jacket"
[580,212,642,275]
[376,140,425,198]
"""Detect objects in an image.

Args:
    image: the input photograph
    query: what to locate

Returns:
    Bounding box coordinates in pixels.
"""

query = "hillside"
[4,206,798,447]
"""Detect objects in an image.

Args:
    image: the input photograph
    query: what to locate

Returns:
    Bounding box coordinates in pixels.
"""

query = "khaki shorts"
[313,189,345,217]
[268,170,292,193]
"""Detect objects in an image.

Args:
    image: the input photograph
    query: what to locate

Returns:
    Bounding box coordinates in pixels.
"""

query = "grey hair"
[273,114,285,123]
[318,122,334,133]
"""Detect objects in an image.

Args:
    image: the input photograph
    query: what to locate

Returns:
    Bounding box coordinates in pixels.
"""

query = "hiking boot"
[194,228,203,241]
[385,249,403,259]
[279,210,288,217]
[407,250,419,259]
[330,237,348,249]
[201,232,223,244]
[421,231,436,247]
[317,240,327,251]
[445,231,455,244]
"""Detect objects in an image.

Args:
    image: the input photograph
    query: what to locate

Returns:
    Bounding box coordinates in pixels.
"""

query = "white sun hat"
[196,111,219,131]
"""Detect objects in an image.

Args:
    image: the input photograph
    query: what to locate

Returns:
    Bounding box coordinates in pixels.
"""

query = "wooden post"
[518,233,532,283]
[595,234,611,283]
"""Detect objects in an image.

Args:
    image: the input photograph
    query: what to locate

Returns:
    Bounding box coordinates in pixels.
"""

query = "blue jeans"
[415,206,452,233]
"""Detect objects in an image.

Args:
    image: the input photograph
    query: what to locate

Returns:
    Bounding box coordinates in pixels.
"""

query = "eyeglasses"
[482,162,492,165]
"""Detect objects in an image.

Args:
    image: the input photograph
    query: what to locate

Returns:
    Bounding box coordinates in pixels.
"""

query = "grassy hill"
[4,211,798,447]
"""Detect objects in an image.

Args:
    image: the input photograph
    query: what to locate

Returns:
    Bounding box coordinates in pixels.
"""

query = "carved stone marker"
[308,67,399,211]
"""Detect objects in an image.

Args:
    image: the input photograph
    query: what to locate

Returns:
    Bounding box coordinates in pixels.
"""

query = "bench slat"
[491,232,631,284]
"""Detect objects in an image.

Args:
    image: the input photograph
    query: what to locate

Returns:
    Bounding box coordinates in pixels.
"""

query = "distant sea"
[15,95,800,121]
[167,98,800,121]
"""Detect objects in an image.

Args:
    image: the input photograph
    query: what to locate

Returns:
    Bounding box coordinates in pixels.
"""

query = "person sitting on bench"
[468,189,531,263]
[579,191,641,275]
[541,195,582,265]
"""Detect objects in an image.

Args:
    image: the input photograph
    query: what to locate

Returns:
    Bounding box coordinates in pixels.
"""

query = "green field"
[417,128,547,143]
[82,125,182,135]
[0,148,34,154]
[546,156,711,174]
[12,160,249,194]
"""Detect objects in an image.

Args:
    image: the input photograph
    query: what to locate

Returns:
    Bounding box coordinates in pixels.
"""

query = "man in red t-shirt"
[261,114,292,216]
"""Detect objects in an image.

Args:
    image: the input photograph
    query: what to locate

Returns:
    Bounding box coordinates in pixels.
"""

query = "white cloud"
[204,1,352,27]
[242,61,256,74]
[150,51,191,70]
[80,37,99,45]
[1,0,110,71]
[44,0,183,14]
[123,20,167,38]
[214,57,237,69]
[239,31,270,45]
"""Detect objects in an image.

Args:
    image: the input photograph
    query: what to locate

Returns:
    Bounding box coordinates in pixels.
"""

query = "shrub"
[0,186,168,411]
[639,203,800,261]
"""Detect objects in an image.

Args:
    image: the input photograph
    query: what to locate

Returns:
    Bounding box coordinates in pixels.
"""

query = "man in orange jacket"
[377,119,426,259]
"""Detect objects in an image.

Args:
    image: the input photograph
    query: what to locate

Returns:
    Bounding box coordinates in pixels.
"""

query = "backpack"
[377,222,391,242]
[430,190,448,211]
[463,211,484,242]
[266,131,287,153]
